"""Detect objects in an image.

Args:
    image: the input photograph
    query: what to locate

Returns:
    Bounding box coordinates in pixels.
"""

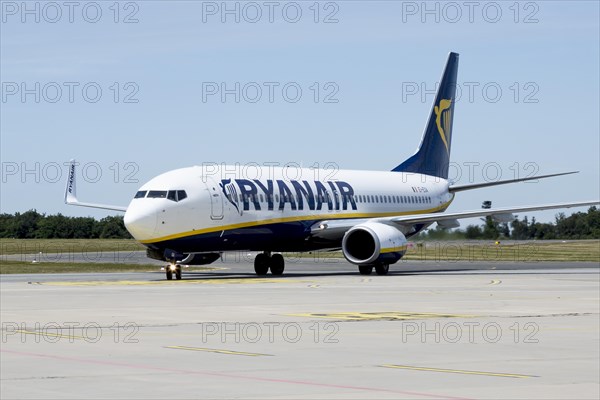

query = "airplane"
[64,52,599,280]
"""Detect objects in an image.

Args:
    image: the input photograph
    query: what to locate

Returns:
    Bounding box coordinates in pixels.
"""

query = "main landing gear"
[358,263,389,276]
[166,264,182,280]
[254,252,285,276]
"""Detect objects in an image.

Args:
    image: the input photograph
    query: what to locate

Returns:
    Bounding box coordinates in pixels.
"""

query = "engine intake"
[342,222,407,265]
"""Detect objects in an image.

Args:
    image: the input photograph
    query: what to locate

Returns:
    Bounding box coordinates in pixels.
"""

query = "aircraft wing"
[311,200,599,238]
[64,160,128,212]
[385,201,598,225]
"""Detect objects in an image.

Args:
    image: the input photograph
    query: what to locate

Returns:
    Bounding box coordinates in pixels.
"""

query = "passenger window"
[177,190,187,201]
[260,194,264,202]
[134,191,147,199]
[167,191,177,201]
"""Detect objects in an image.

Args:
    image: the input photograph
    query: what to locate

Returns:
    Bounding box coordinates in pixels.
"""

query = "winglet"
[64,159,78,204]
[63,159,128,212]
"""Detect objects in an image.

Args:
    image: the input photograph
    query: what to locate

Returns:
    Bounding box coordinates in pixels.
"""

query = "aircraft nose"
[124,205,158,241]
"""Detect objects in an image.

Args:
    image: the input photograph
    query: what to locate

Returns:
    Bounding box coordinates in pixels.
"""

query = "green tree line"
[415,206,599,240]
[0,207,598,240]
[0,210,131,239]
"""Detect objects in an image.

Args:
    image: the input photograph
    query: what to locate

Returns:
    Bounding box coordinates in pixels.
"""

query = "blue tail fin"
[392,52,459,179]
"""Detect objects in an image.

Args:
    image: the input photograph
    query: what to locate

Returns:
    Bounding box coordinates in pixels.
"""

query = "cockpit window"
[141,190,187,201]
[147,190,167,198]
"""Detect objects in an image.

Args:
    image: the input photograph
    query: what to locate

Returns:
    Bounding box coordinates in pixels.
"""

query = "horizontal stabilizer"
[449,171,578,192]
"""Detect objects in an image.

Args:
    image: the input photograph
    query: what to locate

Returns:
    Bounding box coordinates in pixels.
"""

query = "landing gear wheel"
[175,264,182,280]
[254,253,269,276]
[359,265,373,275]
[375,264,389,275]
[166,268,173,280]
[270,254,285,275]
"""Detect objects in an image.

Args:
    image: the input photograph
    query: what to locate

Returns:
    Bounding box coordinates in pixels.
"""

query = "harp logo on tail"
[434,98,452,154]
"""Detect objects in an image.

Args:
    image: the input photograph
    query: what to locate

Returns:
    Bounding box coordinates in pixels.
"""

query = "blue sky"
[1,1,599,225]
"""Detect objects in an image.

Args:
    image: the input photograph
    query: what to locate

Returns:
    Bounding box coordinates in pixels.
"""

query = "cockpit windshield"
[147,191,167,198]
[134,190,187,202]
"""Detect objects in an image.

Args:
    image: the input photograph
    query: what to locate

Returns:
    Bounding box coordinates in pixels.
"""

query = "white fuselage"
[124,166,453,251]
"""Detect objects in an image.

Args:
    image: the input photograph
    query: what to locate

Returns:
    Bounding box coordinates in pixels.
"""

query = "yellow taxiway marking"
[287,311,475,321]
[489,279,502,285]
[14,329,86,340]
[39,278,306,287]
[165,346,272,357]
[380,364,537,378]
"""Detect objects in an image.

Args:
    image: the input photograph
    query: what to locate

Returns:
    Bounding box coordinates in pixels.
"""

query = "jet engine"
[342,222,407,265]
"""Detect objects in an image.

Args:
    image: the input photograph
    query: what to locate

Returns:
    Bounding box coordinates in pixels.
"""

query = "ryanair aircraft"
[65,53,599,280]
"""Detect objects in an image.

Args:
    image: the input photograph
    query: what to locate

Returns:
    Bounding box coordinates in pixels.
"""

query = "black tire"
[270,254,285,275]
[166,269,173,280]
[175,265,182,280]
[254,253,269,275]
[358,265,373,275]
[375,264,389,275]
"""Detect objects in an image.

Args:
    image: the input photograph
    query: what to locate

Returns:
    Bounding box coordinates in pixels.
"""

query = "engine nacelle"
[342,222,407,265]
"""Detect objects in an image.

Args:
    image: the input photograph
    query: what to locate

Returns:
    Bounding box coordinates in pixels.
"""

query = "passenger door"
[204,177,224,220]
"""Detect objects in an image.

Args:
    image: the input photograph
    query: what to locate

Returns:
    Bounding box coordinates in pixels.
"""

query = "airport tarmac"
[1,261,599,399]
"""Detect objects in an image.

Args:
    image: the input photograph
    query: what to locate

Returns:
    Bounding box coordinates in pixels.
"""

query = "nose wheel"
[254,252,285,276]
[166,264,182,280]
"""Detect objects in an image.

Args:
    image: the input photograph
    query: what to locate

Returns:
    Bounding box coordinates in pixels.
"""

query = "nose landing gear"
[166,264,182,280]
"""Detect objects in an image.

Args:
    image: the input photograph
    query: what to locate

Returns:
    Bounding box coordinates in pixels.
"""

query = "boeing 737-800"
[65,52,599,280]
